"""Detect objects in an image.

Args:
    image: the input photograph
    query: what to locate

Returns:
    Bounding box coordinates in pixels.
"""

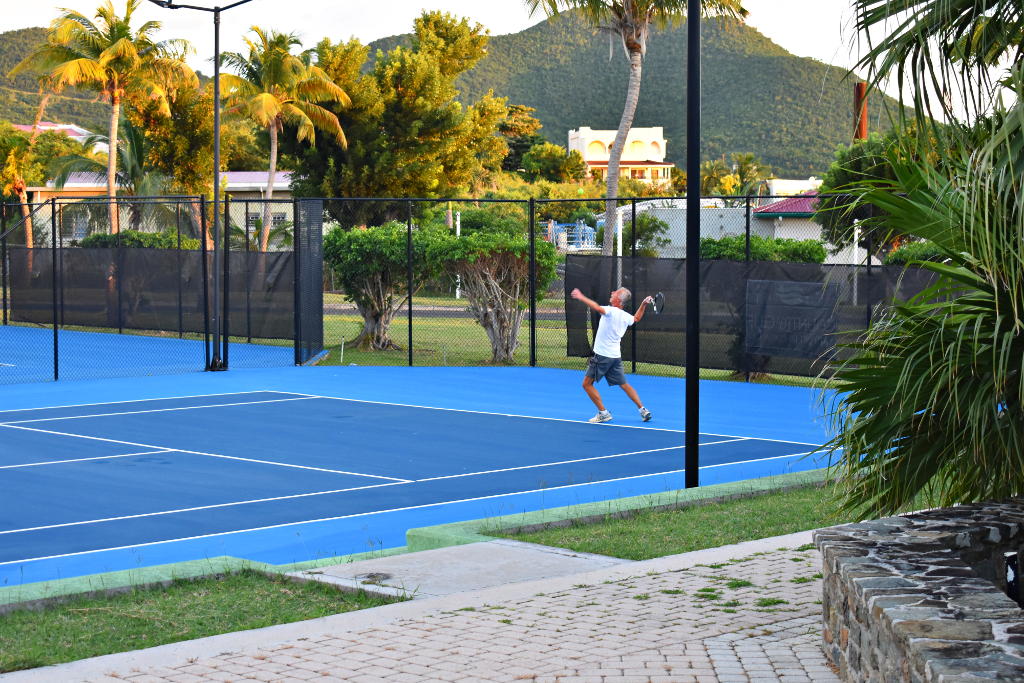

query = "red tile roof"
[753,191,818,216]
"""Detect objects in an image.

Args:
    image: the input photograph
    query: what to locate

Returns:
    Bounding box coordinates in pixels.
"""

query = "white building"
[568,126,675,185]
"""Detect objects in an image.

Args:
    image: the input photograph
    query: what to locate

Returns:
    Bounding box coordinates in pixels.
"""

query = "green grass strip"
[0,568,398,673]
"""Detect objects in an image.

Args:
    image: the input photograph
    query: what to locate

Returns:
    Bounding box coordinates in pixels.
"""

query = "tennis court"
[0,366,830,588]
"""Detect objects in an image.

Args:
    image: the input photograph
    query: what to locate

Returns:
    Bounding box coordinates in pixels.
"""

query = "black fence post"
[529,198,537,367]
[222,196,231,368]
[176,202,184,338]
[630,198,637,374]
[744,195,752,263]
[1,204,7,327]
[200,196,211,370]
[293,199,302,366]
[51,198,58,381]
[245,199,252,342]
[116,212,124,335]
[865,233,874,328]
[407,200,414,367]
[744,195,752,382]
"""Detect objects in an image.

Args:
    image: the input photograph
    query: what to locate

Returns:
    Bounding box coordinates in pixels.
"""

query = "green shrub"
[700,235,826,263]
[883,241,946,265]
[78,230,201,250]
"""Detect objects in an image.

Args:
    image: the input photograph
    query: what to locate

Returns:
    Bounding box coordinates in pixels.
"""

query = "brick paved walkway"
[2,532,840,682]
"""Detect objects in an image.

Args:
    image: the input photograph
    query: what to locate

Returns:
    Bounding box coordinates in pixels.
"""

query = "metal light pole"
[147,0,255,370]
[684,0,701,488]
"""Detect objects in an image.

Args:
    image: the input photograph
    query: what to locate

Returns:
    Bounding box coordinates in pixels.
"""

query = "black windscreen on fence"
[1,197,325,384]
[9,247,208,334]
[565,255,937,378]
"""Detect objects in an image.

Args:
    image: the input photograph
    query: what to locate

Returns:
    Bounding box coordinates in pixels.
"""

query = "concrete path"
[1,531,839,682]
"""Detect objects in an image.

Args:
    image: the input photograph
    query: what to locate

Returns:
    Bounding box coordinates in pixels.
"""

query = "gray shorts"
[586,354,627,386]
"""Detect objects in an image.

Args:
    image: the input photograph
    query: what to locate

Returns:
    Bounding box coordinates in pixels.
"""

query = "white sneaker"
[640,408,652,422]
[588,410,612,423]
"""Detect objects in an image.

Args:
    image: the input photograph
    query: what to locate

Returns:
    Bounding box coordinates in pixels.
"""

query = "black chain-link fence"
[0,197,324,384]
[317,194,933,385]
[2,193,935,386]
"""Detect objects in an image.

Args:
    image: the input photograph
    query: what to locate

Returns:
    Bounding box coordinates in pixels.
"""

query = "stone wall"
[814,500,1024,682]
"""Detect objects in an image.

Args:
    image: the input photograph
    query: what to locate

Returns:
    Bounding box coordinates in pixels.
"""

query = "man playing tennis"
[571,286,653,423]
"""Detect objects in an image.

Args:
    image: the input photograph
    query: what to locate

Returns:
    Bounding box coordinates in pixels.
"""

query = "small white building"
[568,126,675,184]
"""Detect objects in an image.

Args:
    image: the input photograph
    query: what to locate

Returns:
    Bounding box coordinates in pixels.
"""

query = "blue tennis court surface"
[0,366,831,587]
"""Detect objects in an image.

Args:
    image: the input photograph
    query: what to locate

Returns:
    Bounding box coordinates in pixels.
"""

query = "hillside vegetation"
[1,14,897,179]
[0,28,108,133]
[373,13,899,178]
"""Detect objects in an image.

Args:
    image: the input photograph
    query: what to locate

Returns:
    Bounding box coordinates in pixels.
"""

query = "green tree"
[730,152,771,194]
[322,223,450,350]
[0,123,82,247]
[500,104,545,172]
[597,212,671,257]
[10,0,195,233]
[521,142,587,182]
[427,231,558,363]
[286,14,507,225]
[221,27,349,252]
[525,0,747,255]
[811,132,898,255]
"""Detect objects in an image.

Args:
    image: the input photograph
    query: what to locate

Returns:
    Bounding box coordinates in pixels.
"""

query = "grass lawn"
[496,484,916,561]
[0,570,399,673]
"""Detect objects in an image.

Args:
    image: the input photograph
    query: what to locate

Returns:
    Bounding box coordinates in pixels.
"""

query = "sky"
[0,1,867,75]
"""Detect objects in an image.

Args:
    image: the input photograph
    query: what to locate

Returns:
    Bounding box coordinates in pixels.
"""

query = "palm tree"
[525,0,747,255]
[10,0,195,233]
[824,104,1024,516]
[853,0,1022,123]
[52,116,171,231]
[698,157,730,195]
[822,0,1024,514]
[220,27,350,252]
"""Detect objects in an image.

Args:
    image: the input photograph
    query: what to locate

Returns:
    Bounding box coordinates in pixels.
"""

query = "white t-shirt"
[593,306,635,358]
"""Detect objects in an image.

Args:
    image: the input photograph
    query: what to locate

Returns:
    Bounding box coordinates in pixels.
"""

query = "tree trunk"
[351,303,403,351]
[29,91,51,146]
[260,123,278,252]
[603,47,644,259]
[107,96,121,234]
[457,255,529,364]
[14,185,32,249]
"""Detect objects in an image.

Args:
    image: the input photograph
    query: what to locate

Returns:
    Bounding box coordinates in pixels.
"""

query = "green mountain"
[375,13,895,179]
[1,16,892,179]
[0,27,108,134]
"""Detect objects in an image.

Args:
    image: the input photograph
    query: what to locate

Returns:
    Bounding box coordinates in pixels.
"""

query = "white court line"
[0,467,692,566]
[0,363,14,367]
[290,391,685,433]
[0,438,751,538]
[0,388,820,446]
[0,390,303,415]
[701,450,819,469]
[0,450,172,470]
[413,438,746,483]
[0,448,826,567]
[0,424,410,483]
[0,396,318,425]
[293,392,824,446]
[0,480,406,535]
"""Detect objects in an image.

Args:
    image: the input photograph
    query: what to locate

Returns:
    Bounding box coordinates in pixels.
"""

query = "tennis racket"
[648,291,666,315]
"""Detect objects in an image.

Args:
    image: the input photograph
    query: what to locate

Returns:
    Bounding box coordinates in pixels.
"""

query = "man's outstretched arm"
[570,288,606,315]
[634,296,654,323]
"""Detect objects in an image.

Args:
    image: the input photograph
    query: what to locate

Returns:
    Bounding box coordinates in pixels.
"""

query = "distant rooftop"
[754,191,818,218]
